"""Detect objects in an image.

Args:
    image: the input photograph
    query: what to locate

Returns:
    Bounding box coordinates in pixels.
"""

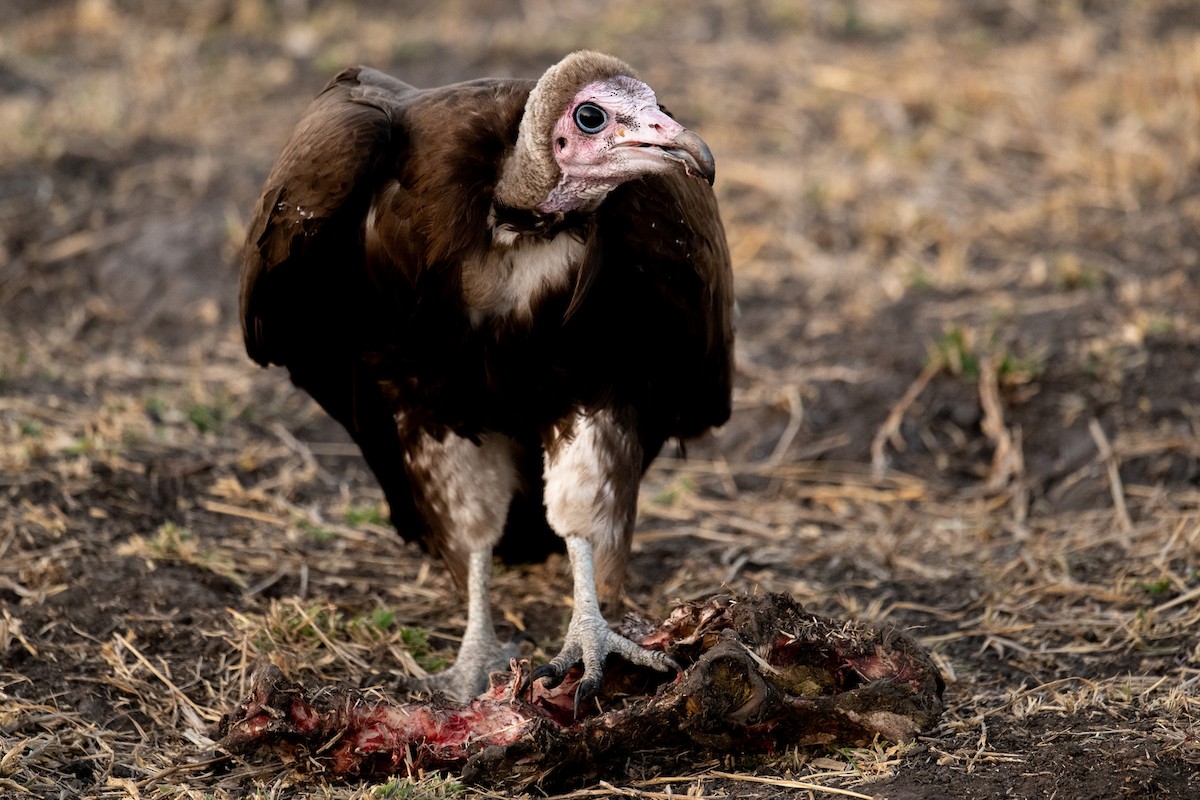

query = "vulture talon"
[572,675,602,718]
[530,539,683,712]
[532,661,568,689]
[396,657,504,704]
[399,571,521,704]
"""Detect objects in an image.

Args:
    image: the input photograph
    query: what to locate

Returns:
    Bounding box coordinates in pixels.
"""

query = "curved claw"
[532,661,568,690]
[535,616,681,716]
[572,674,602,717]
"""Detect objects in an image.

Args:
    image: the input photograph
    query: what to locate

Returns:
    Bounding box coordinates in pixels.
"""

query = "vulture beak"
[662,129,716,185]
[617,107,716,185]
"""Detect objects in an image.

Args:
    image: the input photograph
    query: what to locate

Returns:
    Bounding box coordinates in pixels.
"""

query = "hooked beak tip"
[668,129,716,185]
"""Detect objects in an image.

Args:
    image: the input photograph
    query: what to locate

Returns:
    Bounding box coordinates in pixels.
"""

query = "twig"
[965,718,988,773]
[270,422,320,482]
[708,771,875,799]
[767,384,804,464]
[1,609,38,657]
[34,221,134,264]
[1153,584,1200,615]
[112,632,221,723]
[199,499,287,527]
[544,784,722,800]
[978,357,1024,495]
[288,599,371,670]
[135,754,234,790]
[1087,418,1133,539]
[871,359,942,478]
[600,780,721,799]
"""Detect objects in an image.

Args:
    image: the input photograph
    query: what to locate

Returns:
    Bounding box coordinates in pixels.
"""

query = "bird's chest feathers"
[461,225,585,323]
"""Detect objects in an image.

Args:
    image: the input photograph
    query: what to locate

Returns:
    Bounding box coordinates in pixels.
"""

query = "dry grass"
[2,1,1199,798]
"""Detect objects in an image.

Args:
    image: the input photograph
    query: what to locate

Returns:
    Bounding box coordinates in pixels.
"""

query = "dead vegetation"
[2,1,1199,798]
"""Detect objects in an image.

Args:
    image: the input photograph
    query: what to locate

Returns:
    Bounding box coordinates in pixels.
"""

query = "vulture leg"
[534,410,679,710]
[400,431,520,702]
[403,546,517,702]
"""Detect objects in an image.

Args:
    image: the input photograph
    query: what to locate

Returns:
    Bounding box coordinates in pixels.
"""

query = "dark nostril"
[557,137,567,149]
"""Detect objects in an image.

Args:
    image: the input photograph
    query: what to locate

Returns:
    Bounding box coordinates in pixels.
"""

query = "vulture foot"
[401,633,519,703]
[534,611,679,714]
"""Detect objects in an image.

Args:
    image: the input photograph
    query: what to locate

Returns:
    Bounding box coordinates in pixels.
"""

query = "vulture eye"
[573,103,608,134]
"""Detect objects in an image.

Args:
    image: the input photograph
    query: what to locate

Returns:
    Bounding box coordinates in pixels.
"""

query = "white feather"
[473,223,585,322]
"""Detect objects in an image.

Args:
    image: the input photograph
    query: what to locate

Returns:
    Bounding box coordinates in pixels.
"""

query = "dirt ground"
[2,1,1199,798]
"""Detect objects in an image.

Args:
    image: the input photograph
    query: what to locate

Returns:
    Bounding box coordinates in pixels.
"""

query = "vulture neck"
[492,72,562,214]
[493,50,637,216]
[495,153,609,217]
[493,132,558,215]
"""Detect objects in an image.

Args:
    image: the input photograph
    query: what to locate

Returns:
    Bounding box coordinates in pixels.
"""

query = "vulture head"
[494,51,716,214]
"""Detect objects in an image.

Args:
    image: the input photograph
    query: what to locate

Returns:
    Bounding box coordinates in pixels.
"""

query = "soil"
[2,2,1199,799]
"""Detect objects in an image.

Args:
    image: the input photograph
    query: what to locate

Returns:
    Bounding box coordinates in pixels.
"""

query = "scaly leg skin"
[533,539,679,714]
[397,430,519,703]
[400,548,515,702]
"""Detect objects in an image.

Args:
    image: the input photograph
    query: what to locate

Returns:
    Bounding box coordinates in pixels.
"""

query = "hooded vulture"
[240,51,734,706]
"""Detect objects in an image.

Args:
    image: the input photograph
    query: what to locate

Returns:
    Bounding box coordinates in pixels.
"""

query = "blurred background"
[2,1,1199,797]
[4,1,1199,489]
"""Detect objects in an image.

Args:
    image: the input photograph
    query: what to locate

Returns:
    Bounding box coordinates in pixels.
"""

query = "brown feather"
[239,57,733,583]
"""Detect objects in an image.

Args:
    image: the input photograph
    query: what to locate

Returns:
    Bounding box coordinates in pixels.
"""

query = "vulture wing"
[240,67,562,561]
[240,67,428,539]
[616,170,733,440]
[565,170,734,453]
[241,66,412,368]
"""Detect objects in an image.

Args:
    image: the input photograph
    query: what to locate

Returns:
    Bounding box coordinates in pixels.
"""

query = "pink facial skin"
[539,77,714,213]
